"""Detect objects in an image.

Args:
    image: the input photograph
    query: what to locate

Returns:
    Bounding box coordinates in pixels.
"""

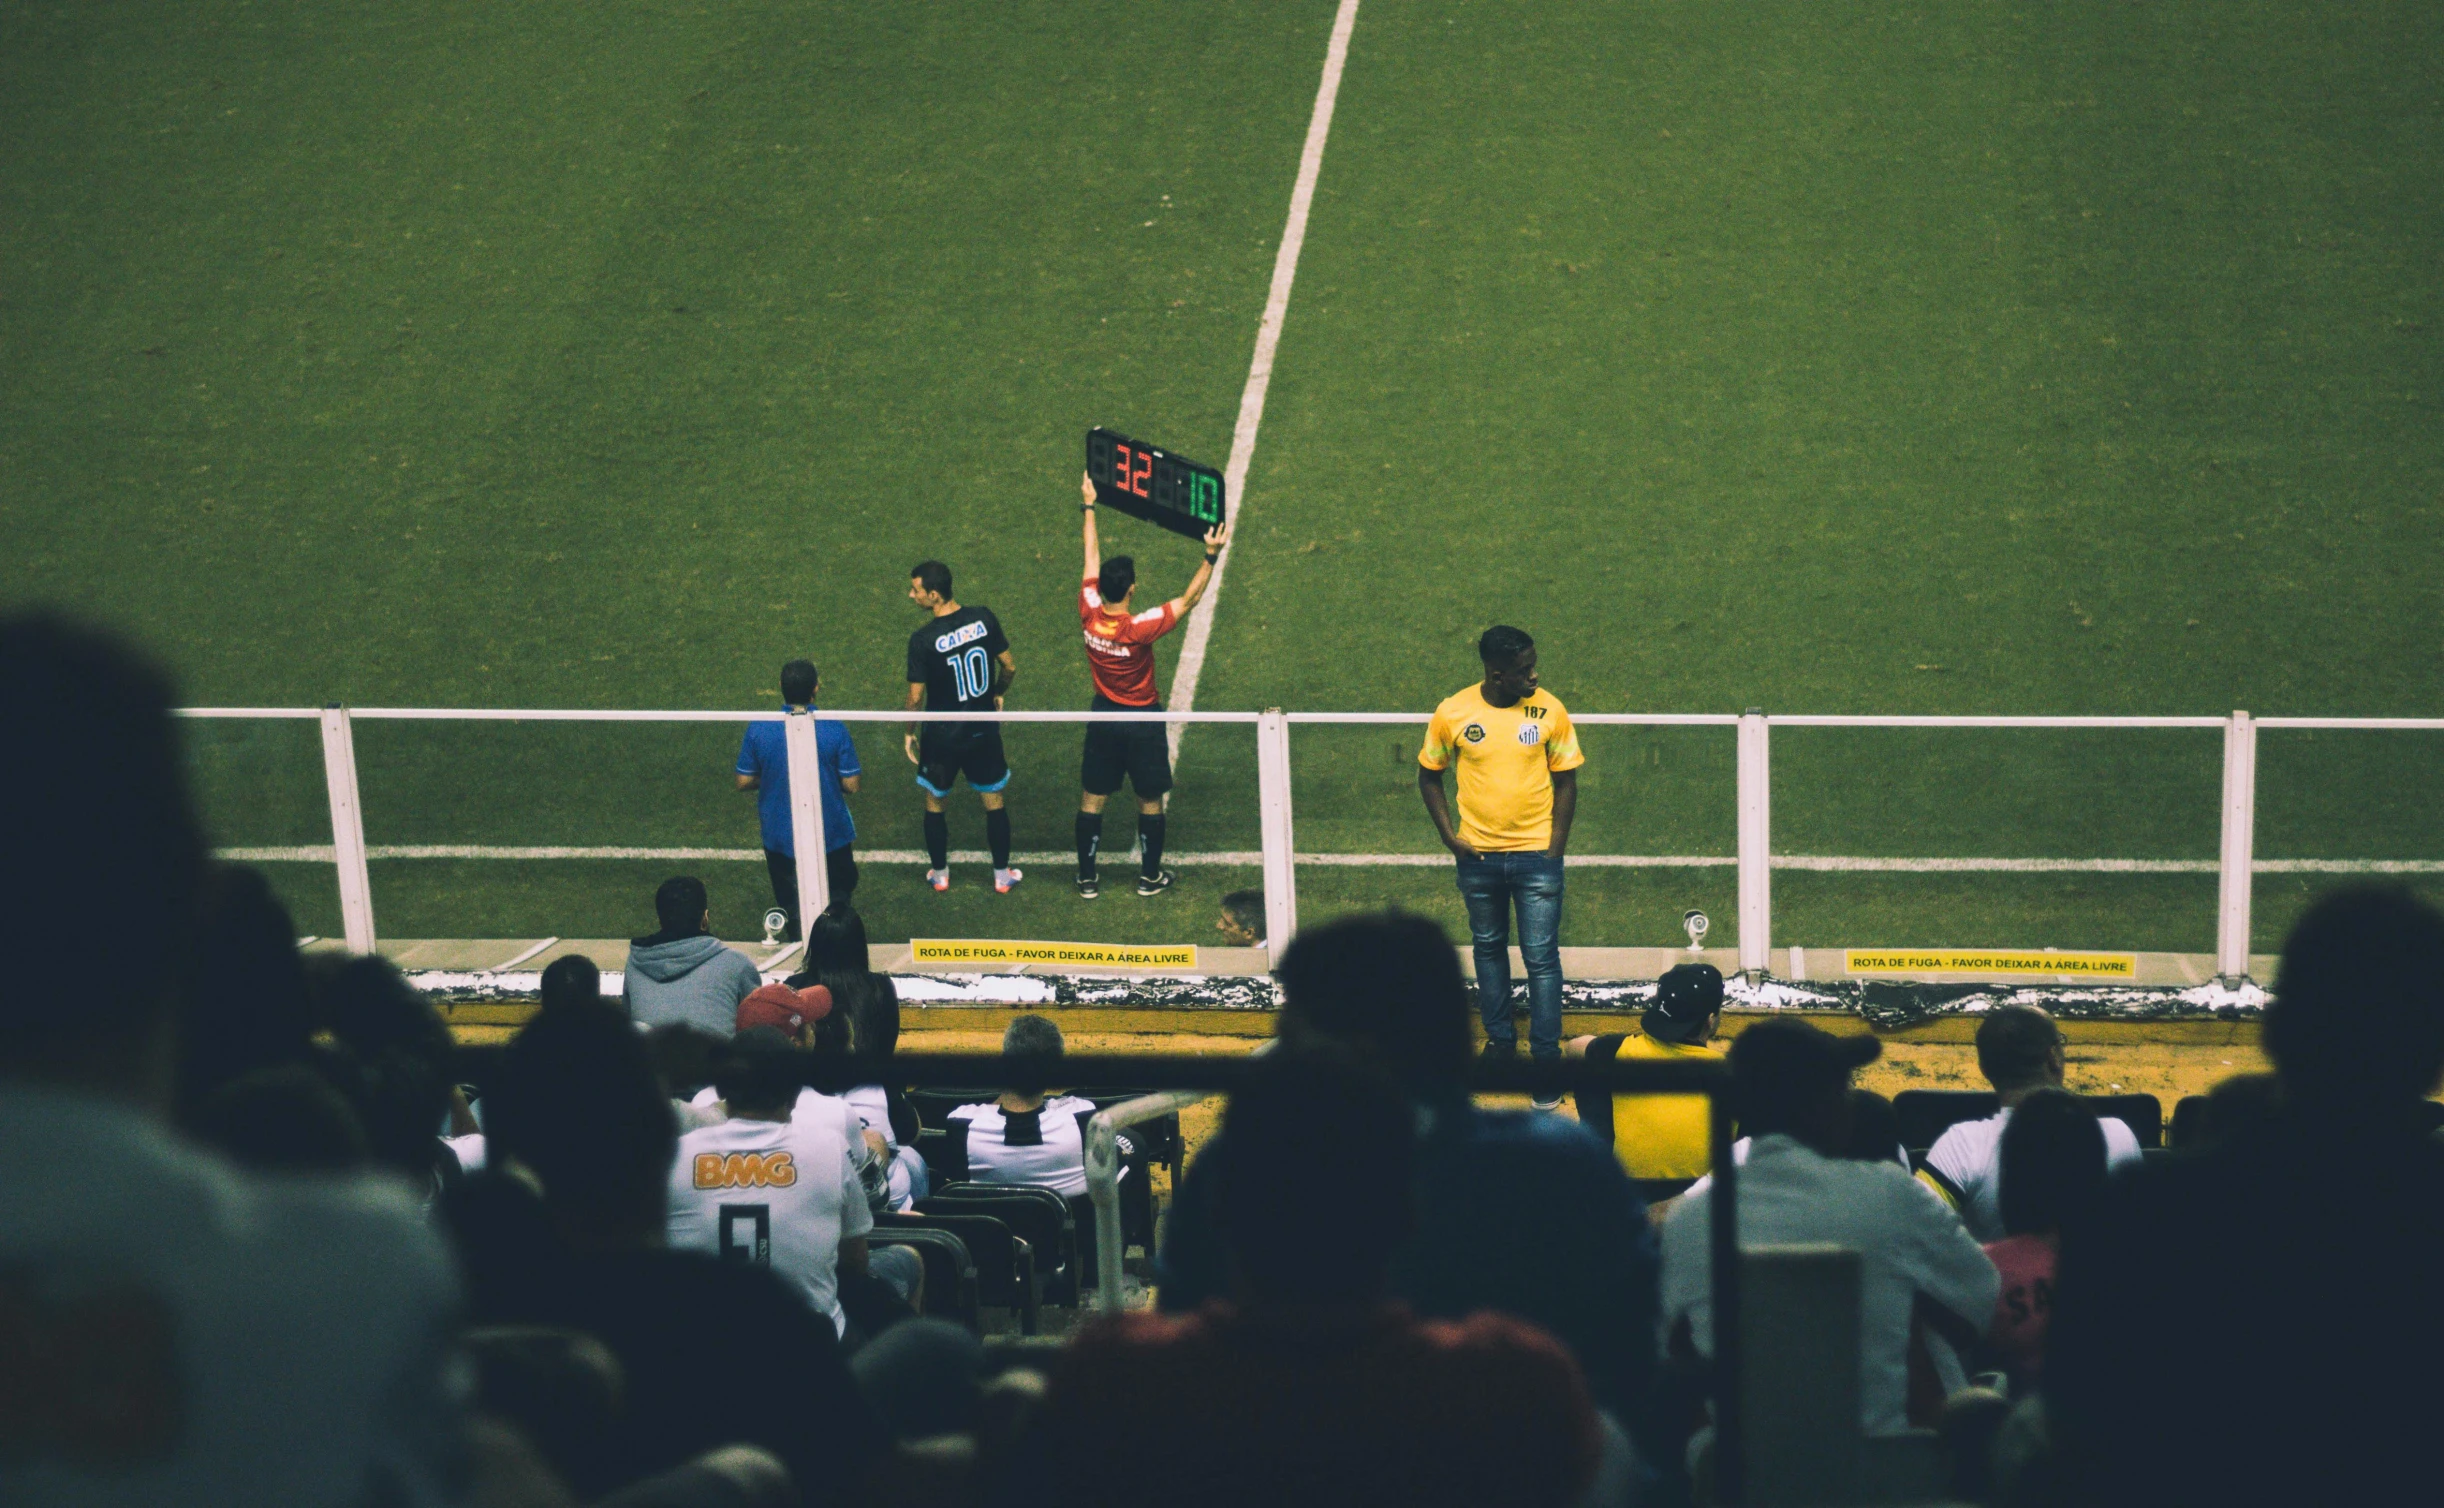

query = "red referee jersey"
[1080,576,1179,706]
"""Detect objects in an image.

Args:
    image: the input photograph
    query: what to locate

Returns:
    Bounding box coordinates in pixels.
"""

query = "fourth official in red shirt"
[1073,470,1227,899]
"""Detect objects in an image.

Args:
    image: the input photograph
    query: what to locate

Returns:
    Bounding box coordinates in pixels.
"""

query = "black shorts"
[915,725,1011,798]
[1082,698,1172,798]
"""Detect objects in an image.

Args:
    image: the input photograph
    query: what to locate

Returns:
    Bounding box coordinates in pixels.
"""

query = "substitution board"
[1086,427,1225,541]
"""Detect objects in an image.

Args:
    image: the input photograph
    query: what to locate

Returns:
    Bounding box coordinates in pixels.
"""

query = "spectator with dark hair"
[791,905,895,1047]
[1022,1047,1602,1508]
[312,952,459,1194]
[666,1027,875,1339]
[736,657,862,940]
[1159,912,1658,1437]
[1659,1018,1998,1437]
[1976,1089,2104,1392]
[447,1000,887,1495]
[945,1014,1096,1197]
[193,1063,372,1174]
[2047,886,2444,1505]
[1567,962,1728,1185]
[1418,625,1584,1083]
[1214,887,1265,946]
[538,953,602,1012]
[176,862,315,1128]
[0,613,463,1504]
[1918,1004,2141,1240]
[791,907,925,1208]
[621,875,762,1036]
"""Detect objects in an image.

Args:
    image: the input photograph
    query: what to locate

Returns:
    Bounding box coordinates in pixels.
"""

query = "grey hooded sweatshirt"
[622,932,764,1037]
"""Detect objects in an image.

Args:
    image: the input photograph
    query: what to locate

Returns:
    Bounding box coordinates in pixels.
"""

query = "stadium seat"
[915,1125,966,1185]
[2083,1092,2164,1149]
[2168,1094,2209,1148]
[878,1210,1041,1334]
[1081,1092,1186,1176]
[1893,1091,2000,1152]
[868,1225,981,1332]
[922,1185,1079,1305]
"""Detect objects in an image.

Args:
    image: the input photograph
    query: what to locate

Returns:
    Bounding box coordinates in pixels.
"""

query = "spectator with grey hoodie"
[622,876,763,1036]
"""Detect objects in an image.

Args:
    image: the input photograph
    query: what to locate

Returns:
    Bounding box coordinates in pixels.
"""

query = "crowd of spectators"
[7,608,2443,1508]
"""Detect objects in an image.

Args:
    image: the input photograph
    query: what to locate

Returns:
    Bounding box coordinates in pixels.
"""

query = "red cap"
[737,982,832,1035]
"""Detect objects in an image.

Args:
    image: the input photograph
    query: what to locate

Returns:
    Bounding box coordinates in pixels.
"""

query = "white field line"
[1166,0,1363,767]
[213,845,2444,874]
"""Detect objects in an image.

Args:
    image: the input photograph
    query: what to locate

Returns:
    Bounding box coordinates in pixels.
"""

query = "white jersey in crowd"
[0,1085,462,1507]
[1921,1105,2143,1243]
[666,1114,873,1335]
[947,1094,1097,1198]
[1661,1133,2001,1437]
[843,1084,894,1147]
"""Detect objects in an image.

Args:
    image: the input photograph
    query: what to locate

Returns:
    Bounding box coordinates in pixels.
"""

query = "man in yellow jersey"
[1566,962,1726,1189]
[1418,626,1583,1096]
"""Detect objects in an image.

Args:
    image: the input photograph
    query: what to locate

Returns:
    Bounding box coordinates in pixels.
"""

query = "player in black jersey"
[905,560,1021,893]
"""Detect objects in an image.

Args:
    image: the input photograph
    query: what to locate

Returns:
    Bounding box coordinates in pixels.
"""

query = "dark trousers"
[764,846,858,940]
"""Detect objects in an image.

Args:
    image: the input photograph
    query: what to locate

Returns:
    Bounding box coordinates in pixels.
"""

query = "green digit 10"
[1188,473,1220,523]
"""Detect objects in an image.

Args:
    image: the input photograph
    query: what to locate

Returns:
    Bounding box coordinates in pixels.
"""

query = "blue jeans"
[1456,850,1566,1059]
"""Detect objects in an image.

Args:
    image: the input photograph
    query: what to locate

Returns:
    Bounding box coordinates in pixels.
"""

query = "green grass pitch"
[5,1,2441,953]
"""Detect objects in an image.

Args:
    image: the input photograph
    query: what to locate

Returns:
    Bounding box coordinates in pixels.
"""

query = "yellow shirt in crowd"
[1608,1033,1724,1181]
[1418,684,1585,852]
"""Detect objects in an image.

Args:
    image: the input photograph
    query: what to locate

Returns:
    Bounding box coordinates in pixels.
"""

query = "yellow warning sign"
[1844,949,2137,979]
[909,939,1199,969]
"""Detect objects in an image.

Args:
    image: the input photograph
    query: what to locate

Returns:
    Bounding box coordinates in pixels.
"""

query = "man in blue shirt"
[737,659,861,940]
[1157,912,1658,1444]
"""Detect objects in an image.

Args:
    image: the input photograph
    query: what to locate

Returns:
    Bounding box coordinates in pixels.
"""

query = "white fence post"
[318,705,377,954]
[784,710,831,927]
[1738,710,1771,981]
[1256,708,1298,966]
[2216,710,2257,983]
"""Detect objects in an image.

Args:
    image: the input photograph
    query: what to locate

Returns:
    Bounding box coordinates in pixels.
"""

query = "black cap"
[1643,962,1726,1043]
[1729,1016,1882,1130]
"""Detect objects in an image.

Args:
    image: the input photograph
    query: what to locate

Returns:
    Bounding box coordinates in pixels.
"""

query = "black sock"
[985,808,1013,869]
[923,811,949,870]
[1076,812,1103,878]
[1138,812,1167,879]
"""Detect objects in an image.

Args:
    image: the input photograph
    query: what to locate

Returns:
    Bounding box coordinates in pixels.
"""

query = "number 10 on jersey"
[948,645,992,703]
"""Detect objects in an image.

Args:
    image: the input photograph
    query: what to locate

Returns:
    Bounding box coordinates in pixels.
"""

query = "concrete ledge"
[356,938,2274,989]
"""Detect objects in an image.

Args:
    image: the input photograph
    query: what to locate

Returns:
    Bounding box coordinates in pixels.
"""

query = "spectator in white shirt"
[667,1026,875,1338]
[1918,1005,2141,1241]
[1660,1017,1999,1438]
[946,1014,1096,1198]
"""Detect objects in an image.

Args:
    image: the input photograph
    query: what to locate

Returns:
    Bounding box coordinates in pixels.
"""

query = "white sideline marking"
[1166,0,1363,767]
[489,936,559,970]
[213,845,2444,874]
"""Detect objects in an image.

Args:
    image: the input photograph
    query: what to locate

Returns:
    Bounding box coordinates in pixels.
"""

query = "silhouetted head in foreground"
[2266,885,2444,1125]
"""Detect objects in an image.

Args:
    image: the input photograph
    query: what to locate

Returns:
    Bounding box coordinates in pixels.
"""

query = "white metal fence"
[178,705,2444,982]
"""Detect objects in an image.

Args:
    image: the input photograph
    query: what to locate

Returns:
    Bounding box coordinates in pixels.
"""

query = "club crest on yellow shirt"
[1463,723,1485,743]
[1517,722,1543,746]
